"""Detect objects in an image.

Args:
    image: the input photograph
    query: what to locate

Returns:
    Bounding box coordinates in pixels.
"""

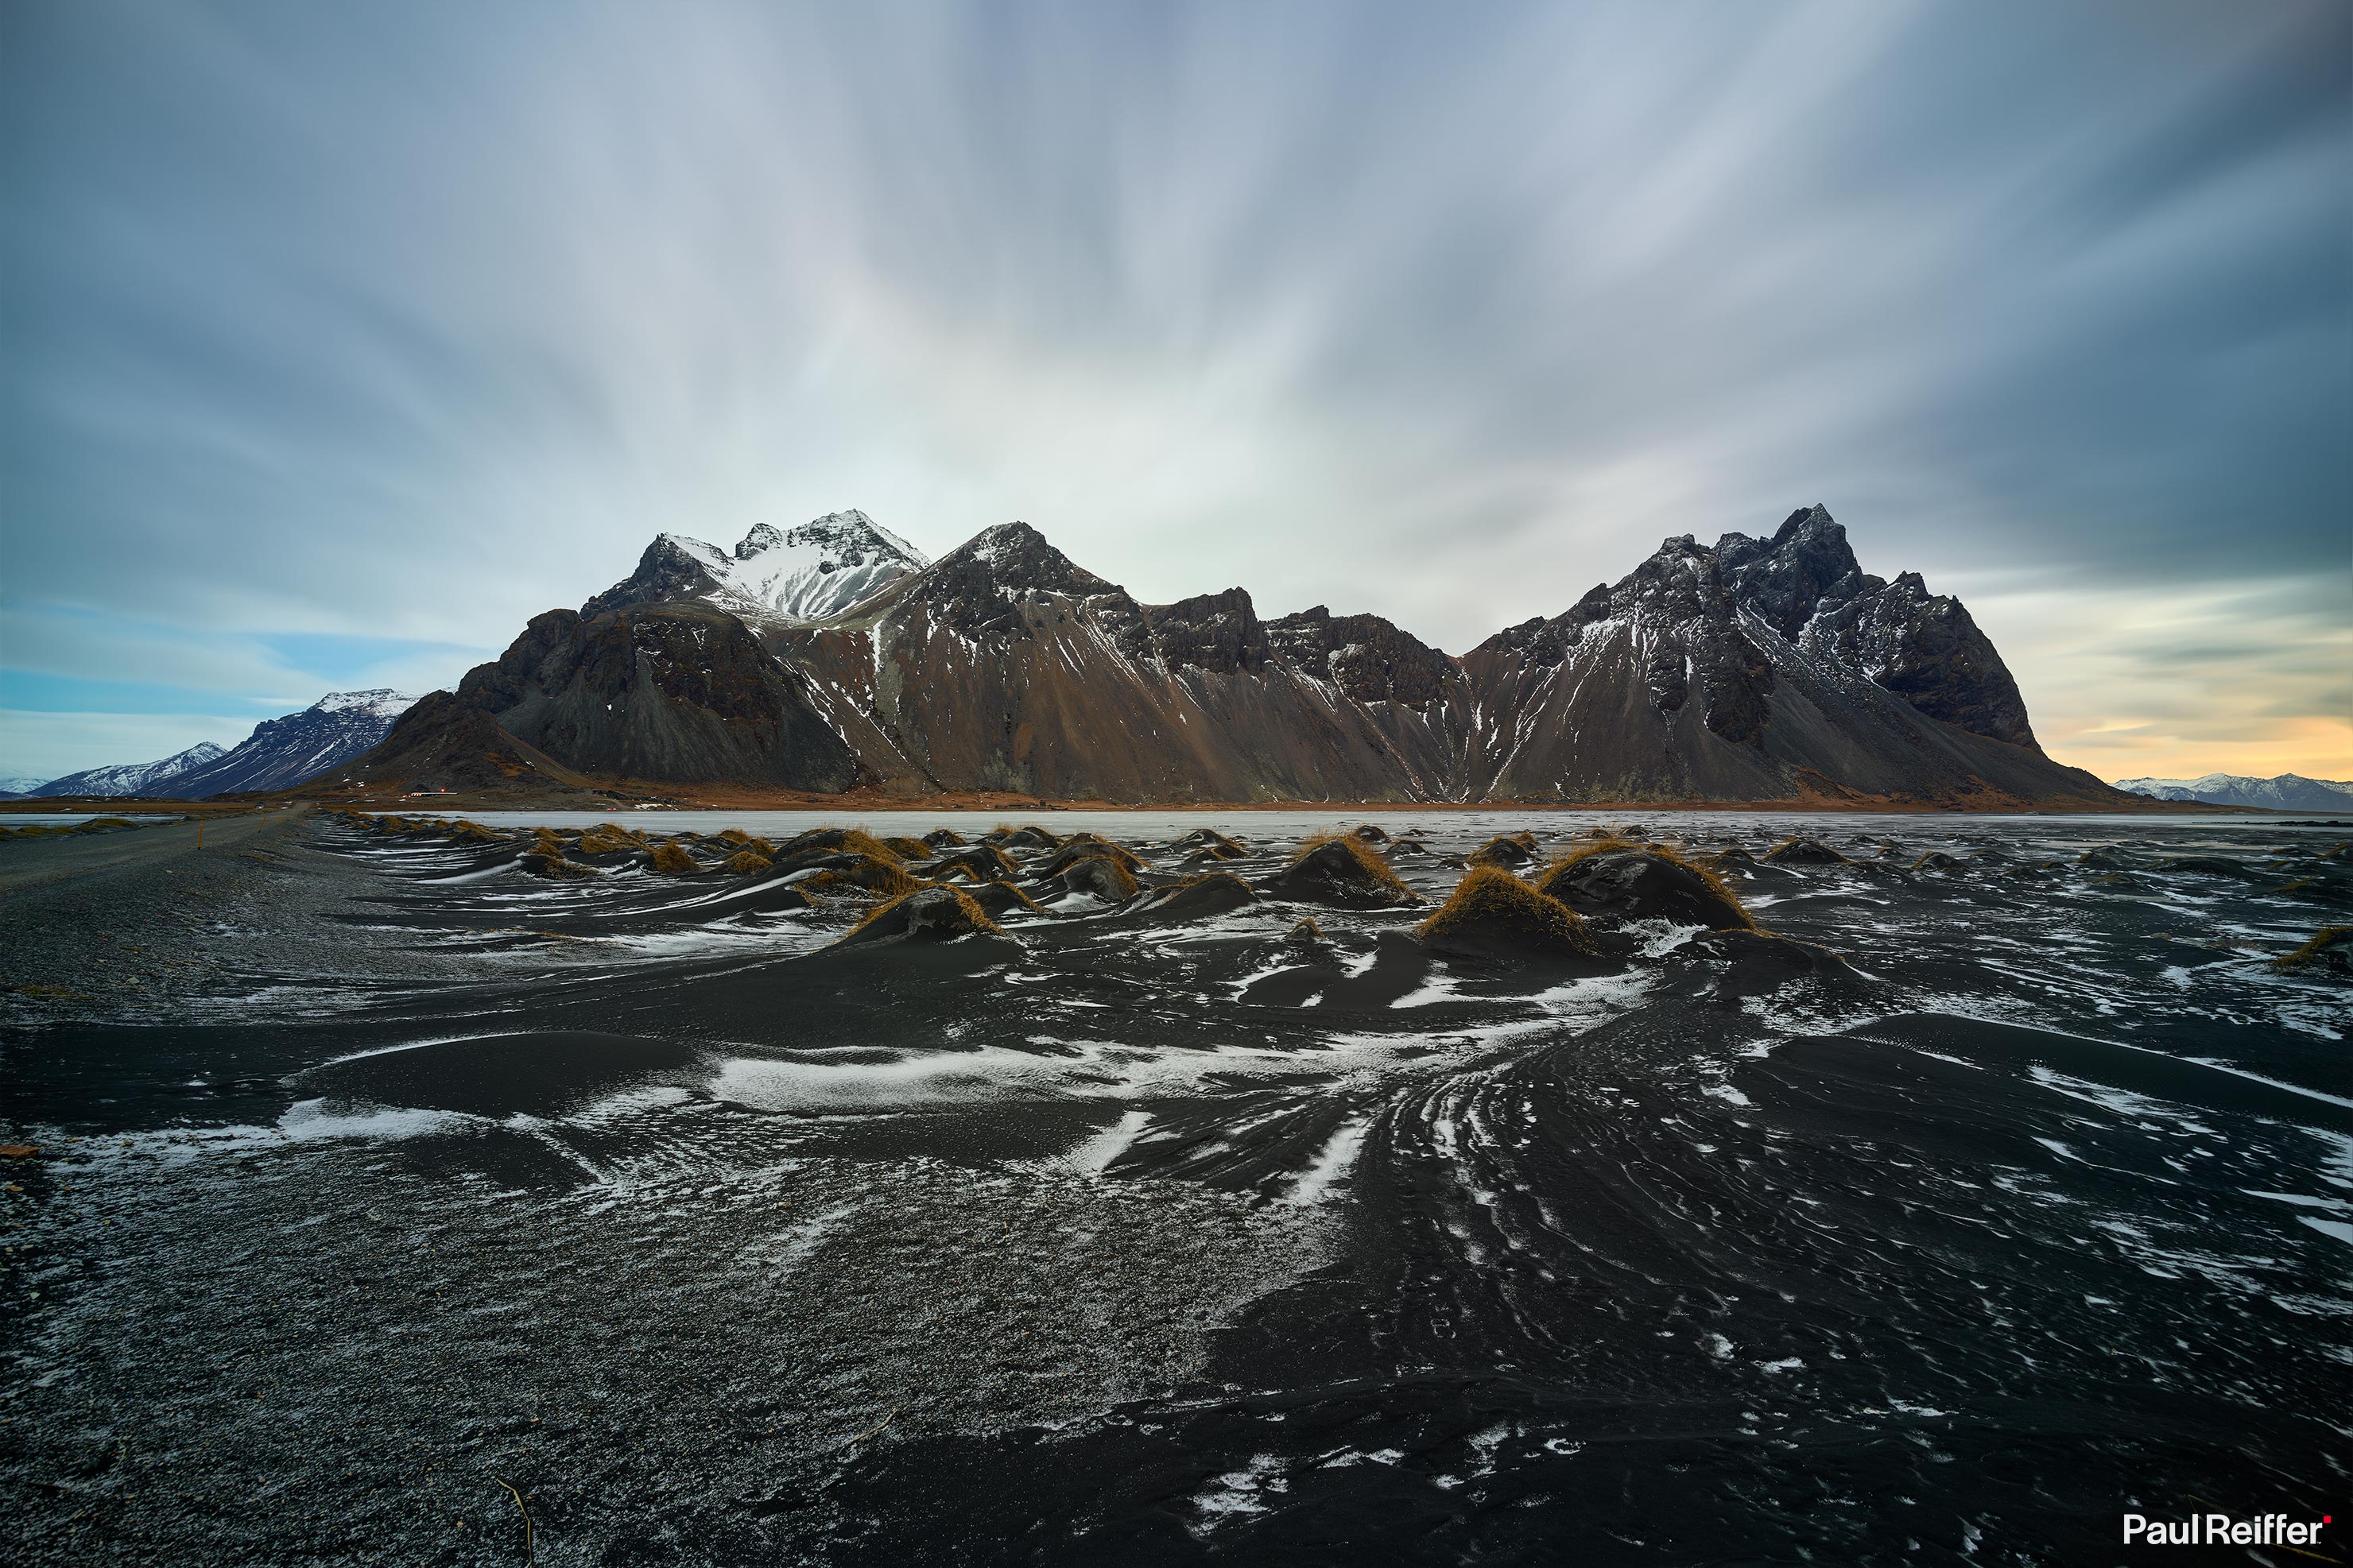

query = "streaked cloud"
[2,0,2345,780]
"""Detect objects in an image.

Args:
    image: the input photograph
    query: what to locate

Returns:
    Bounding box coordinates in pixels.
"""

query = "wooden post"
[196,819,204,849]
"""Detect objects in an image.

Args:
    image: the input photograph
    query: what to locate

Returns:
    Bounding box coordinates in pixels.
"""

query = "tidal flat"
[2,807,2347,1565]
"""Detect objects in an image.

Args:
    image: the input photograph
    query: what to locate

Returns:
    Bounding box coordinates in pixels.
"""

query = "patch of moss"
[74,816,139,834]
[1417,865,1596,957]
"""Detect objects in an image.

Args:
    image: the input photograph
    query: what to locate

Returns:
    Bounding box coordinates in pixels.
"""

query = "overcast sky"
[3,0,2346,784]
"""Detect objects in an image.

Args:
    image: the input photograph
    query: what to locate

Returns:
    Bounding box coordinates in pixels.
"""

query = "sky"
[2,0,2346,785]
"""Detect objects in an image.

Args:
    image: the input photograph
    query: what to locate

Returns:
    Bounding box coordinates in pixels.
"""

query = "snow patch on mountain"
[598,511,930,625]
[30,742,230,799]
[157,691,422,797]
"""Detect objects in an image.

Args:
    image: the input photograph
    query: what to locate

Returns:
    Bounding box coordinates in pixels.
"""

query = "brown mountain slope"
[769,524,1472,802]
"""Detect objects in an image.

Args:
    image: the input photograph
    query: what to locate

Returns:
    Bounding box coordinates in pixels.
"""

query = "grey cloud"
[2,0,2345,776]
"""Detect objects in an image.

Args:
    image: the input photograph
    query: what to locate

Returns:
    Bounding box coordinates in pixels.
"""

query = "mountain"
[0,774,47,799]
[766,522,1477,801]
[153,690,420,798]
[1458,506,2094,804]
[583,511,928,625]
[341,502,2134,807]
[452,601,866,791]
[29,742,228,799]
[310,691,606,800]
[2115,772,2353,811]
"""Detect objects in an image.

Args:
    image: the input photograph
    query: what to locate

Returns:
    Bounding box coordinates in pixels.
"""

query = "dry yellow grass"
[803,855,924,902]
[646,841,700,876]
[1061,857,1141,900]
[576,823,642,856]
[881,835,932,860]
[1466,831,1541,869]
[2273,926,2350,974]
[1416,865,1596,955]
[970,880,1047,917]
[721,850,773,875]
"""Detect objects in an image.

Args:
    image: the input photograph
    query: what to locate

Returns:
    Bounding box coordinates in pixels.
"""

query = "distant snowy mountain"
[31,742,229,799]
[2114,772,2353,811]
[0,774,47,799]
[21,691,421,799]
[157,689,421,797]
[584,510,929,625]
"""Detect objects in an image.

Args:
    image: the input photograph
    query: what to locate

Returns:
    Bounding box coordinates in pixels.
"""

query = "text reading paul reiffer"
[2122,1512,2328,1547]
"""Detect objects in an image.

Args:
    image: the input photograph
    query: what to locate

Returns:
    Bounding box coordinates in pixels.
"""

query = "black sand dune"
[1,807,2345,1564]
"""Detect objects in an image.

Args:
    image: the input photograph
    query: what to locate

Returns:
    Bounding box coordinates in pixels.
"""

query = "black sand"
[2,810,2346,1564]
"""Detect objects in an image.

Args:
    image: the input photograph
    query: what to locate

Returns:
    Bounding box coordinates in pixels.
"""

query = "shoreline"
[6,792,2248,819]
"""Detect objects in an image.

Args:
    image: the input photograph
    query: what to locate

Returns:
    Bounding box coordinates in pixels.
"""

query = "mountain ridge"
[2115,772,2353,811]
[338,503,2134,808]
[21,691,417,800]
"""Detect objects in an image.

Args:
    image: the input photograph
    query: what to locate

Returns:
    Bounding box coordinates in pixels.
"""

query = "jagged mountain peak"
[916,522,1133,625]
[587,510,927,624]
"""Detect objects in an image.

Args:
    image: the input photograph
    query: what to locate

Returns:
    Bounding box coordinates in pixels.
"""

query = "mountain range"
[334,504,2134,809]
[17,691,418,799]
[2114,772,2353,811]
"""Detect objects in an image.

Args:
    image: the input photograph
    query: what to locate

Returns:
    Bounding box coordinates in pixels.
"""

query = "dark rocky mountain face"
[1459,505,2101,805]
[452,602,866,792]
[307,691,598,799]
[346,503,2122,807]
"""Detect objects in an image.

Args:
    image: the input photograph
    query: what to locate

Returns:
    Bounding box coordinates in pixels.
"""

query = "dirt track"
[0,807,306,896]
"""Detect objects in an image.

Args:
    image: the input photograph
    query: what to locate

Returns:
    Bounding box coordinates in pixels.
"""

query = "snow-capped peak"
[612,511,928,625]
[312,689,421,718]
